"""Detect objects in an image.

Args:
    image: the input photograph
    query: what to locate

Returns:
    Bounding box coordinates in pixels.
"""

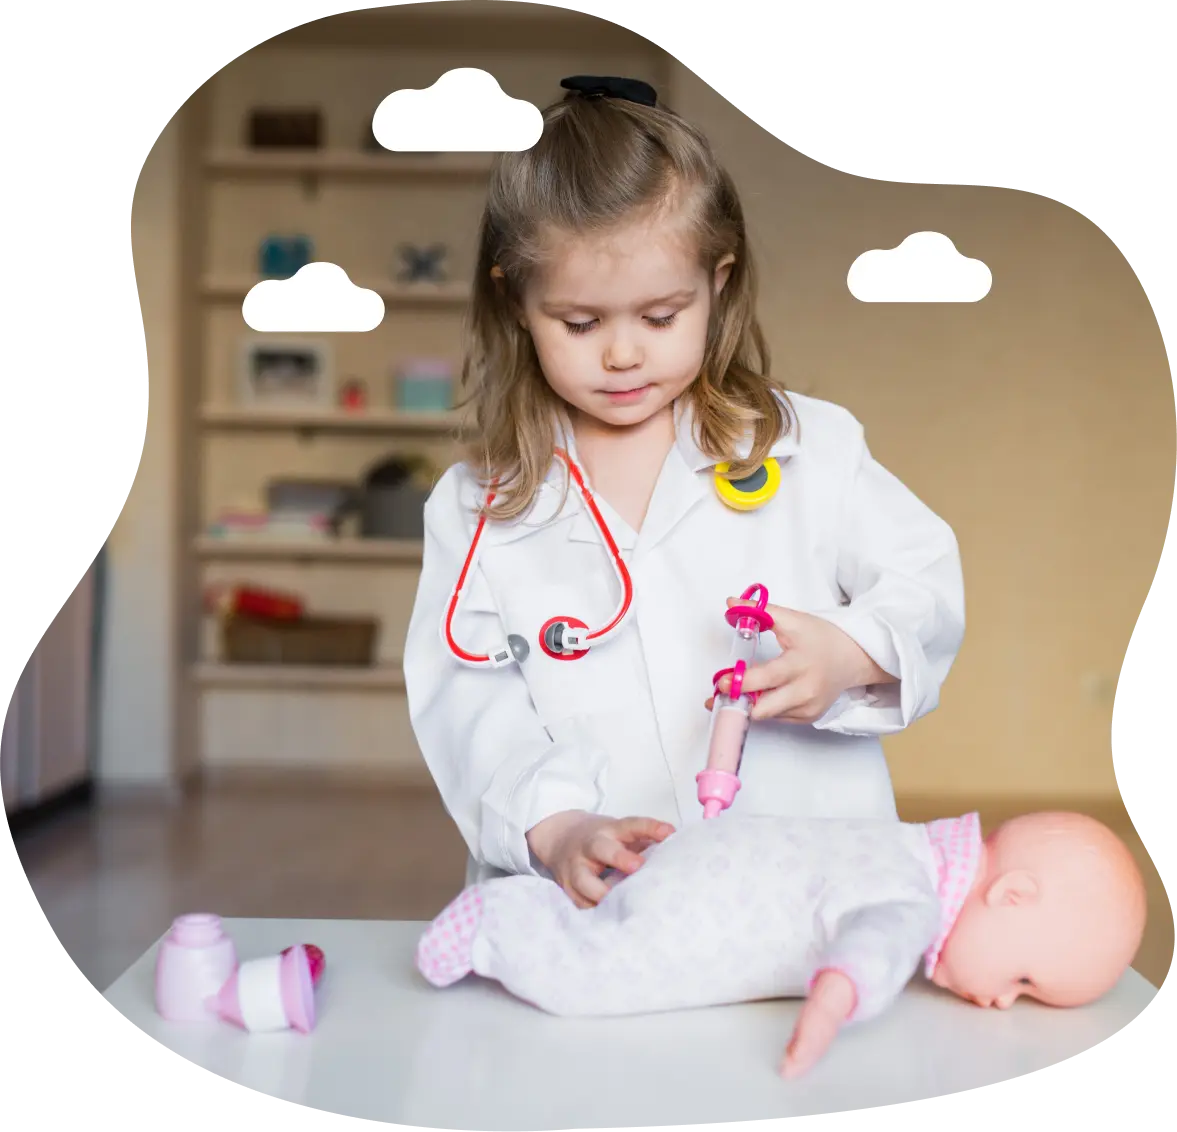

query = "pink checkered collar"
[921,811,983,978]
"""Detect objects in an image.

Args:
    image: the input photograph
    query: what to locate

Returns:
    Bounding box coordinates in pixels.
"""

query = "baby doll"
[415,810,1146,1078]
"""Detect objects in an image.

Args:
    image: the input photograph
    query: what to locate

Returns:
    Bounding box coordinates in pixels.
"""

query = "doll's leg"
[416,883,487,987]
[416,875,584,988]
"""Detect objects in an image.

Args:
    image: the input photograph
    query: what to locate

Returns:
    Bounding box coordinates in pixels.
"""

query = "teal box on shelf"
[259,234,313,279]
[393,359,454,412]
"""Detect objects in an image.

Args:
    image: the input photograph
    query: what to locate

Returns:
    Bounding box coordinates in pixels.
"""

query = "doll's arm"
[782,898,939,1078]
[811,419,965,737]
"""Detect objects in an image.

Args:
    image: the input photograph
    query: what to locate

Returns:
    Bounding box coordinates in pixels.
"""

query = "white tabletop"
[104,918,1155,1128]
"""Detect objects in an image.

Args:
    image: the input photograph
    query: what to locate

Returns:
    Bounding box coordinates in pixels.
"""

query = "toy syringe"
[696,584,774,819]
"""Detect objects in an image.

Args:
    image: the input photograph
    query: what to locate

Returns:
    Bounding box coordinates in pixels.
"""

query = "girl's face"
[517,213,732,429]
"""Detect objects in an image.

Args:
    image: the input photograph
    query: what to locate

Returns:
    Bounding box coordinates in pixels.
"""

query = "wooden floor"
[11,782,1173,994]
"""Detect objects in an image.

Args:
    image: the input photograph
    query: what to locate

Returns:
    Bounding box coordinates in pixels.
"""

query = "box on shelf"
[221,613,378,667]
[205,583,305,621]
[266,479,355,532]
[247,108,322,149]
[392,359,454,412]
[349,455,436,540]
[205,512,335,541]
[258,235,313,279]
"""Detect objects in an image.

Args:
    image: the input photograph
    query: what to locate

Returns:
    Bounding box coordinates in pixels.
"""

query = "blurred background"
[4,1,1174,991]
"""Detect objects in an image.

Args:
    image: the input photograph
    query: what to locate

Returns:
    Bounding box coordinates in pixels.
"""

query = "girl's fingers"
[590,835,645,876]
[615,817,676,845]
[571,862,610,907]
[716,655,805,698]
[747,682,811,721]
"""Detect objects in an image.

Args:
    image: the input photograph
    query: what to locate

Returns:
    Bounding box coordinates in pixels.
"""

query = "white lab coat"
[403,392,965,885]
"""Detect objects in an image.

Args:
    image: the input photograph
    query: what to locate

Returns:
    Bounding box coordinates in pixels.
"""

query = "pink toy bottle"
[697,584,774,819]
[154,913,238,1023]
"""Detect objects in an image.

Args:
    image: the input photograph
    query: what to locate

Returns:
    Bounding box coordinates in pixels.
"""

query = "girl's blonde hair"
[459,84,795,521]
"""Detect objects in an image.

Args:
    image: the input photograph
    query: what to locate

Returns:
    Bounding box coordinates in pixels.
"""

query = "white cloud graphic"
[241,262,385,332]
[371,68,542,152]
[847,231,992,302]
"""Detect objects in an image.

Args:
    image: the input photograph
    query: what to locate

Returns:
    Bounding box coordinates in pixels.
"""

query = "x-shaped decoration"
[396,243,449,284]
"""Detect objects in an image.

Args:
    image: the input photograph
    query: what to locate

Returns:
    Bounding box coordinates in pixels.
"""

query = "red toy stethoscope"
[440,447,781,668]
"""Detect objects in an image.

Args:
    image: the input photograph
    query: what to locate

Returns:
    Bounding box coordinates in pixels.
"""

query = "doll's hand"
[781,969,857,1079]
[705,598,895,724]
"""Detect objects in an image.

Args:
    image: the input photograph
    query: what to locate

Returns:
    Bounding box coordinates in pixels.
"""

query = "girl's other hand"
[526,811,675,908]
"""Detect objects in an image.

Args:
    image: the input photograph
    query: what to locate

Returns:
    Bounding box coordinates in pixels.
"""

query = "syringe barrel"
[705,700,751,775]
[724,627,759,670]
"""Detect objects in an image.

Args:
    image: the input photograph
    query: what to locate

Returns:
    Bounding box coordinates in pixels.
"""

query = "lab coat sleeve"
[403,468,609,877]
[811,423,966,736]
[809,898,940,1024]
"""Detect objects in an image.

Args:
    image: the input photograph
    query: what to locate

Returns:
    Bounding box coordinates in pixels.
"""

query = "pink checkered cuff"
[416,885,485,987]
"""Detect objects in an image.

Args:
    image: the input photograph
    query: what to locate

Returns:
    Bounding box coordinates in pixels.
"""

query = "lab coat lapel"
[635,395,802,554]
[629,399,712,555]
[476,464,576,547]
[633,440,708,555]
[479,395,800,550]
[557,416,638,551]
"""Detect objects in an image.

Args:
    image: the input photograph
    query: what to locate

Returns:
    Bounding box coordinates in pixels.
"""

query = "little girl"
[404,75,965,907]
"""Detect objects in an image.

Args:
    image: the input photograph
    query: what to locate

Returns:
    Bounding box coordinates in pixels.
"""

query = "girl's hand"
[704,597,896,725]
[526,811,675,909]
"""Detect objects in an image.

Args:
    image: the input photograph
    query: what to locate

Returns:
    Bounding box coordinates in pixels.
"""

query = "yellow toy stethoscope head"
[713,457,781,511]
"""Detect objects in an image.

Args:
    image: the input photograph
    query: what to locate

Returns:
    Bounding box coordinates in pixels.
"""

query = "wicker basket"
[221,613,378,667]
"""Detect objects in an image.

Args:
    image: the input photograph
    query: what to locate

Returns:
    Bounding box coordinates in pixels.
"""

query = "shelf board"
[205,148,495,179]
[194,536,424,563]
[200,405,466,435]
[202,276,471,305]
[193,662,405,692]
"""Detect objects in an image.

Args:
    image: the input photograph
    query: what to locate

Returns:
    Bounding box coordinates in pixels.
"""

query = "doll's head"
[462,79,795,520]
[931,811,1146,1009]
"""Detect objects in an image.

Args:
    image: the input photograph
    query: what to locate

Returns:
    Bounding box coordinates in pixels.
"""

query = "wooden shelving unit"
[178,2,673,777]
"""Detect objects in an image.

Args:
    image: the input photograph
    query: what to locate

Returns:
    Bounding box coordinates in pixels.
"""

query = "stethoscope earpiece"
[713,458,781,511]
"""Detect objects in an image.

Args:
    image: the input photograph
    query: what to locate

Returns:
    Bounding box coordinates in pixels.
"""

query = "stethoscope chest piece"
[713,457,781,512]
[539,617,590,661]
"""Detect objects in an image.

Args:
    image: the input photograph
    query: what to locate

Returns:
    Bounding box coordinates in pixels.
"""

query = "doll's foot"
[416,886,485,987]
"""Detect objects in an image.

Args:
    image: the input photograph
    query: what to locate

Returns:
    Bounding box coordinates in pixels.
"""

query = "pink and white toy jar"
[207,944,316,1034]
[154,913,238,1023]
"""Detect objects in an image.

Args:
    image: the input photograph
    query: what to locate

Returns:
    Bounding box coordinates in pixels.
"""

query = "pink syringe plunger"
[697,584,774,819]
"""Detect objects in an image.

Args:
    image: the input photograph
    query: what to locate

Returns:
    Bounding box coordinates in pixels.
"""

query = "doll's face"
[930,815,1146,1010]
[930,880,1066,1009]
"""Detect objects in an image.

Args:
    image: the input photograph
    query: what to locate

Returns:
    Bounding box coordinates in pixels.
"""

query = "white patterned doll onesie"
[416,813,981,1024]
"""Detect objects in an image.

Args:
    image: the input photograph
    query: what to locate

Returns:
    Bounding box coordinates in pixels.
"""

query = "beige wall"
[114,13,1173,802]
[667,63,1175,800]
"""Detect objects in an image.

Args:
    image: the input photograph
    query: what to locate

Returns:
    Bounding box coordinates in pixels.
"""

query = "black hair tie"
[560,75,657,107]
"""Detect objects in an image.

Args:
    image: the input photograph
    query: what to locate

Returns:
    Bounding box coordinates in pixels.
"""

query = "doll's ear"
[985,869,1040,908]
